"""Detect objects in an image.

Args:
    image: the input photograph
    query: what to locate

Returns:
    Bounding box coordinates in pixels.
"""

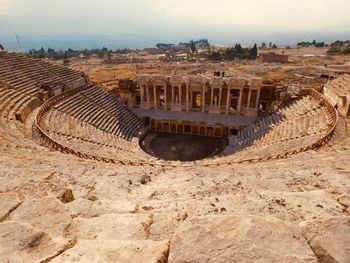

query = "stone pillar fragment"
[255,89,261,109]
[140,86,144,102]
[237,88,242,115]
[247,89,252,108]
[146,83,150,102]
[225,88,230,114]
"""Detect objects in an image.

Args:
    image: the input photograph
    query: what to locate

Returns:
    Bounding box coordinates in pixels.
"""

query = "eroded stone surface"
[0,192,21,221]
[9,197,72,237]
[259,190,343,221]
[66,198,135,217]
[168,215,317,263]
[67,213,152,240]
[0,221,67,263]
[301,216,350,263]
[51,239,169,263]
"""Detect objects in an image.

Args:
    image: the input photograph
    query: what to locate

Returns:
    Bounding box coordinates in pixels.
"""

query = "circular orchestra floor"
[141,131,228,161]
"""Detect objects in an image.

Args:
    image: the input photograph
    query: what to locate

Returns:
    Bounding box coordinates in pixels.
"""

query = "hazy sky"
[1,0,350,35]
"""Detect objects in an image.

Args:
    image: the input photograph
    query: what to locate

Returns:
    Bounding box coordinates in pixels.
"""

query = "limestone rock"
[67,213,152,240]
[0,221,67,263]
[168,215,317,263]
[9,197,72,237]
[260,190,343,221]
[51,239,170,263]
[301,216,350,263]
[0,192,21,221]
[65,198,135,217]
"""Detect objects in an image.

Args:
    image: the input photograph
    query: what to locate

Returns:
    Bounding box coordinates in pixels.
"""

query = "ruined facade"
[135,75,263,117]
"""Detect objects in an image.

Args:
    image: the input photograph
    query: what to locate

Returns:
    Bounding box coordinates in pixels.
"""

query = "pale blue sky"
[0,0,349,35]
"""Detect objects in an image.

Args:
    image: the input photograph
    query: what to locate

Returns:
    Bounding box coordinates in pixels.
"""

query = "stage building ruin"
[135,75,262,117]
[129,75,263,137]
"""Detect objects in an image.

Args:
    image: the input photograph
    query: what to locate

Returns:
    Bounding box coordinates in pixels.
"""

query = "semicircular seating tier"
[198,90,337,165]
[0,52,86,97]
[34,85,154,163]
[0,52,92,165]
[35,86,337,166]
[0,81,52,160]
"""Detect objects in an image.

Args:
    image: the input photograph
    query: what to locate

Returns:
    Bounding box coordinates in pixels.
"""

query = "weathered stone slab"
[67,213,152,240]
[0,192,21,221]
[0,221,67,263]
[301,216,350,263]
[260,190,343,221]
[51,239,169,263]
[168,215,317,263]
[9,197,72,237]
[66,198,135,217]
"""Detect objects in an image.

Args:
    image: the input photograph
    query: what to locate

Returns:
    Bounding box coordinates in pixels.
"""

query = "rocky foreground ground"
[0,117,349,263]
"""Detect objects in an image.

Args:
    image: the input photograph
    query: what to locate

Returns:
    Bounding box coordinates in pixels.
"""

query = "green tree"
[48,47,55,54]
[189,40,196,53]
[250,44,258,59]
[235,43,242,53]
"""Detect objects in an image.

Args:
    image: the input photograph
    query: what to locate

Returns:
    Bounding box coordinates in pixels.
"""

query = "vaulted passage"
[141,131,228,161]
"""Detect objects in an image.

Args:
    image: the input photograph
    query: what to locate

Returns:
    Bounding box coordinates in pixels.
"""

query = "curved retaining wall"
[33,87,338,167]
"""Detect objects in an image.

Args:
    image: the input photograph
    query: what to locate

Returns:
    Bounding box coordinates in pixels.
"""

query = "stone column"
[140,86,144,102]
[210,87,214,107]
[153,85,157,109]
[218,87,222,108]
[237,88,242,114]
[225,88,230,114]
[255,89,261,109]
[164,86,167,110]
[172,86,175,104]
[247,89,252,109]
[146,83,150,102]
[186,83,189,111]
[201,85,206,112]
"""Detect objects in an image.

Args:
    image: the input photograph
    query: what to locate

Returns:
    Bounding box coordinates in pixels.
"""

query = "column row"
[139,84,261,116]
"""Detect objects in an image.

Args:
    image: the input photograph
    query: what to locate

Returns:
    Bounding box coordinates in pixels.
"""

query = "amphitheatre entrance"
[141,131,228,161]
